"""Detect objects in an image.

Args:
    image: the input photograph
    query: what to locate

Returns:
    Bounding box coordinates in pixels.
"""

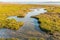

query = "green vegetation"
[32,12,60,34]
[45,7,60,13]
[28,37,45,40]
[0,4,32,18]
[0,3,60,19]
[0,3,60,39]
[6,19,24,30]
[0,19,23,30]
[39,38,45,40]
[28,37,37,40]
[0,38,19,40]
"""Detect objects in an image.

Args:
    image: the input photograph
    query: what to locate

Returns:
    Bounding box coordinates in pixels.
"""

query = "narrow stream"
[0,8,48,39]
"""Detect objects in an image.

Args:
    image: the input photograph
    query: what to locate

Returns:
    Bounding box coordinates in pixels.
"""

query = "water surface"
[0,8,48,39]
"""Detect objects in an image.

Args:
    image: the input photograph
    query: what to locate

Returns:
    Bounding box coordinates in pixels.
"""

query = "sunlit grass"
[0,19,23,30]
[0,38,19,40]
[32,12,60,34]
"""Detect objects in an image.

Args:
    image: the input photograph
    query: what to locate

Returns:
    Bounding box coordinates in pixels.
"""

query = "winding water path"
[0,8,48,39]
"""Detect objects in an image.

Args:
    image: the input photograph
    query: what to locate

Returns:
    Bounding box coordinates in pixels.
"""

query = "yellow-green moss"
[0,38,19,40]
[0,4,60,19]
[32,12,60,34]
[28,37,37,40]
[6,19,24,30]
[45,7,60,13]
[0,19,23,30]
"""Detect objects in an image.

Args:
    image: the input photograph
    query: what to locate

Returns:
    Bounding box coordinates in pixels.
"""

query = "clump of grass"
[32,12,60,34]
[6,19,24,30]
[28,37,37,40]
[0,38,19,40]
[0,19,24,30]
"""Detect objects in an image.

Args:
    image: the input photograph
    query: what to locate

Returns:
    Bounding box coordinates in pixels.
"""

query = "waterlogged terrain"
[0,8,49,40]
[0,3,60,40]
[32,12,60,40]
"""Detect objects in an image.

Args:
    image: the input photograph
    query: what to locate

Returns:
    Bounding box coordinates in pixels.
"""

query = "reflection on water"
[25,8,47,18]
[0,8,47,38]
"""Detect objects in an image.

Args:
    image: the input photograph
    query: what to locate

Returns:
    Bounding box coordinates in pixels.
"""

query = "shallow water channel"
[0,8,48,39]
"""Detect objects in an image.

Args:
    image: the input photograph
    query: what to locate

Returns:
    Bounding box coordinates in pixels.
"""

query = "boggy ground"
[0,3,60,40]
[0,3,60,19]
[32,12,60,40]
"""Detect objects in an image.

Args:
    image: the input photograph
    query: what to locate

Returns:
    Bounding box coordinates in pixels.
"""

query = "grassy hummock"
[0,19,23,30]
[32,12,60,34]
